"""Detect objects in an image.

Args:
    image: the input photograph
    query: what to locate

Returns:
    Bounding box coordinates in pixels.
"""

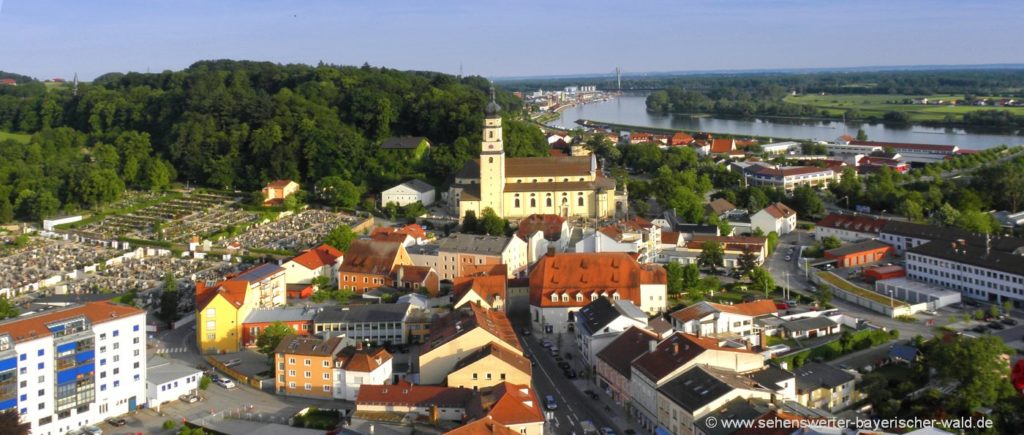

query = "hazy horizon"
[1,0,1022,81]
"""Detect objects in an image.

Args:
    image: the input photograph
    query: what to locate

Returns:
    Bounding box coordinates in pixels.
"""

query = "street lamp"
[888,289,894,308]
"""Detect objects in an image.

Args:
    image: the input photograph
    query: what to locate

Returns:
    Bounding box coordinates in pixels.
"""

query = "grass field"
[784,94,1024,122]
[0,131,31,143]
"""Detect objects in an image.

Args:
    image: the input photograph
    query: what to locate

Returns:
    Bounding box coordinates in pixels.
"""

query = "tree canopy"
[256,322,297,358]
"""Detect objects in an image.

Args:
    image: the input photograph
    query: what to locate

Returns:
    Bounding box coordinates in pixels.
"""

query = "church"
[448,89,627,221]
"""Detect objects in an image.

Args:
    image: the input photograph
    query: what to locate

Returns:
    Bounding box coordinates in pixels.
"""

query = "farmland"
[783,94,1024,122]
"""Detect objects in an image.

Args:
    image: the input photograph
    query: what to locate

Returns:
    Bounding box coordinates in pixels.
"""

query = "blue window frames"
[100,359,106,366]
[113,330,119,337]
[19,394,25,402]
[18,354,25,362]
[113,381,119,388]
[133,325,139,332]
[134,374,140,381]
[36,349,43,357]
[100,384,106,391]
[36,363,43,370]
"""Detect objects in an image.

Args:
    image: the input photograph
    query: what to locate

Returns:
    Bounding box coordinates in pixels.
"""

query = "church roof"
[503,176,615,193]
[455,156,595,181]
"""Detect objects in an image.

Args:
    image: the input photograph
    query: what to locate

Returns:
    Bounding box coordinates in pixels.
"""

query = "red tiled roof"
[425,303,521,353]
[357,380,475,408]
[597,217,654,242]
[266,179,295,189]
[710,138,735,154]
[670,300,777,324]
[339,239,404,276]
[661,232,681,246]
[748,165,832,178]
[849,140,956,153]
[631,332,753,381]
[453,274,507,306]
[291,244,343,270]
[196,280,249,311]
[529,253,666,307]
[337,345,392,372]
[762,202,796,219]
[445,418,518,435]
[371,224,426,241]
[370,232,411,244]
[708,198,737,215]
[815,213,887,233]
[515,214,566,241]
[671,132,694,146]
[479,382,544,426]
[397,265,436,284]
[0,302,144,344]
[453,343,531,379]
[596,326,660,378]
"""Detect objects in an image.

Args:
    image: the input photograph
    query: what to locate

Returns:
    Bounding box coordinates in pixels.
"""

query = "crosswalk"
[152,346,187,354]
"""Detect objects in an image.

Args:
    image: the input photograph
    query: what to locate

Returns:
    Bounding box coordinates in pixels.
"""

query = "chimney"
[546,245,556,257]
[356,341,363,351]
[648,340,657,353]
[396,266,405,284]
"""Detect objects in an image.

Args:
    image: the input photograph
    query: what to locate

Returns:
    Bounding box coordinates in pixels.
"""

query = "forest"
[0,61,548,222]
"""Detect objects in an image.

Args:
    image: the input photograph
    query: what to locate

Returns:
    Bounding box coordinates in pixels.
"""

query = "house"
[748,364,797,401]
[814,214,887,242]
[241,306,317,347]
[471,382,545,435]
[274,335,347,399]
[779,317,840,340]
[371,224,430,246]
[439,233,528,280]
[628,333,765,433]
[710,138,736,154]
[380,136,431,158]
[595,326,662,405]
[447,343,532,390]
[528,252,668,334]
[313,303,413,344]
[751,203,797,236]
[196,263,287,354]
[792,362,856,411]
[419,303,522,385]
[823,240,893,268]
[453,266,509,312]
[706,198,738,221]
[337,239,412,293]
[661,235,767,270]
[515,214,571,264]
[743,165,834,191]
[262,179,300,206]
[356,380,476,422]
[394,264,441,295]
[283,244,343,286]
[445,418,518,435]
[656,365,773,435]
[888,344,920,365]
[760,141,801,155]
[0,78,16,86]
[879,220,982,255]
[858,156,909,174]
[574,297,649,373]
[146,359,202,409]
[670,132,694,146]
[382,179,435,207]
[574,217,662,263]
[669,300,777,346]
[333,342,394,400]
[906,237,1024,306]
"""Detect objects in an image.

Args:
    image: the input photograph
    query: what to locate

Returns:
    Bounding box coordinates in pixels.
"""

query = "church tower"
[479,86,506,217]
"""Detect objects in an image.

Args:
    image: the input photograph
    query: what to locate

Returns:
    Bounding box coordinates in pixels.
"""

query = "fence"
[813,271,927,318]
[173,313,196,329]
[205,356,266,390]
[191,405,293,427]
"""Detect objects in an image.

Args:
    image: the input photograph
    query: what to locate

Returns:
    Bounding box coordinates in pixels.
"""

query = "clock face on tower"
[488,145,494,149]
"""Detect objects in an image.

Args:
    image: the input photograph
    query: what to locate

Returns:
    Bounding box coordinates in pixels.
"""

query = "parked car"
[584,390,599,400]
[180,393,200,403]
[563,369,577,379]
[1002,318,1019,326]
[541,339,552,348]
[988,321,1005,330]
[557,361,571,370]
[602,427,617,435]
[82,426,103,435]
[971,325,989,333]
[545,395,558,410]
[216,378,237,389]
[550,346,559,355]
[785,256,792,261]
[774,301,789,310]
[521,328,531,336]
[104,417,126,427]
[785,299,798,306]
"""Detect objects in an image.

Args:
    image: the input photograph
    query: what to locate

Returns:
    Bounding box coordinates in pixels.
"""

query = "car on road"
[82,425,103,435]
[579,420,599,435]
[1002,318,1019,326]
[563,368,577,379]
[557,361,571,370]
[785,299,798,306]
[988,321,1005,330]
[550,346,559,355]
[971,325,989,333]
[583,389,599,400]
[520,328,531,336]
[785,255,792,261]
[104,417,126,427]
[602,427,617,435]
[544,395,558,410]
[541,339,552,348]
[180,393,200,403]
[216,378,237,389]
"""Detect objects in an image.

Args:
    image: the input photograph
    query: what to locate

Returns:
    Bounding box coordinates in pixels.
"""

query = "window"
[18,354,24,361]
[133,324,140,332]
[323,385,331,392]
[114,381,120,387]
[550,294,558,302]
[37,375,43,383]
[289,358,295,364]
[113,330,119,337]
[323,373,330,380]
[546,198,552,207]
[304,383,312,391]
[561,294,569,302]
[36,362,43,370]
[530,198,536,207]
[578,196,584,206]
[514,198,520,208]
[37,389,44,396]
[37,349,44,356]
[322,361,329,368]
[289,382,296,388]
[304,359,311,366]
[304,371,311,378]
[206,308,215,318]
[472,373,478,380]
[288,370,296,376]
[38,417,51,426]
[485,373,492,380]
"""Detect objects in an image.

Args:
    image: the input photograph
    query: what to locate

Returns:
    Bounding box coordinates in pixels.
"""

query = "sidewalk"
[571,377,641,433]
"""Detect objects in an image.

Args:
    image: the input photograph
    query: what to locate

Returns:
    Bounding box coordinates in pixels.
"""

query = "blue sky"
[0,0,1021,80]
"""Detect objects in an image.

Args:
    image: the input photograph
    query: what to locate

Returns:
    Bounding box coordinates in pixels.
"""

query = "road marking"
[524,335,583,430]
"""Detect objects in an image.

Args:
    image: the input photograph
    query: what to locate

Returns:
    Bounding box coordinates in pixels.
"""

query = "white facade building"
[332,346,393,401]
[905,241,1024,307]
[0,302,146,435]
[382,180,435,207]
[750,203,797,236]
[574,298,648,371]
[146,359,201,408]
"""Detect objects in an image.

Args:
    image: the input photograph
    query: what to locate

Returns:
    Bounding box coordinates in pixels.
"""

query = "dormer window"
[591,293,598,301]
[575,294,583,302]
[561,294,569,303]
[613,294,621,301]
[551,294,558,302]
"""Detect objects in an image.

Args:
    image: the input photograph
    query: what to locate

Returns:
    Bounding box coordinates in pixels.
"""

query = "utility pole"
[616,67,621,93]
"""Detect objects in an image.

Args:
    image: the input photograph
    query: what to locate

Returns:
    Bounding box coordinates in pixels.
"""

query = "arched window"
[488,157,493,163]
[548,178,554,182]
[551,293,558,302]
[563,178,569,182]
[562,197,568,205]
[579,178,585,181]
[578,196,584,206]
[546,198,552,207]
[514,198,520,208]
[530,198,536,207]
[532,179,537,183]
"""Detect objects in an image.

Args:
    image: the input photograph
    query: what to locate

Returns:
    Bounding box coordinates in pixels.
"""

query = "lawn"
[0,130,31,144]
[783,94,1024,122]
[817,271,908,307]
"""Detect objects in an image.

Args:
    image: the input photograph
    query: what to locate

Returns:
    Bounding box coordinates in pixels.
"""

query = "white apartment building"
[906,240,1024,307]
[0,302,146,435]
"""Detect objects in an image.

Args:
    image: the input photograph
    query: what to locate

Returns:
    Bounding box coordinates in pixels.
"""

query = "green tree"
[856,128,868,141]
[479,207,506,236]
[402,201,427,221]
[736,247,759,278]
[158,273,179,326]
[384,202,400,220]
[748,267,775,296]
[930,202,961,226]
[256,322,297,358]
[954,210,999,234]
[665,262,684,295]
[928,335,1017,412]
[0,298,20,320]
[821,236,842,250]
[462,210,479,233]
[766,231,779,255]
[0,409,30,435]
[316,176,361,208]
[816,284,833,306]
[790,185,824,217]
[896,198,924,221]
[324,224,357,251]
[697,241,724,273]
[141,158,173,191]
[0,196,13,224]
[680,263,701,292]
[199,375,211,390]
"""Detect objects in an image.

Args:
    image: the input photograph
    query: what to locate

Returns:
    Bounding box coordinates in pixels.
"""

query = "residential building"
[452,266,509,312]
[262,179,300,206]
[382,180,436,207]
[706,199,738,221]
[448,94,625,221]
[146,359,201,408]
[574,217,662,263]
[814,214,887,242]
[574,298,648,373]
[515,214,572,264]
[356,380,475,422]
[709,138,736,154]
[332,342,393,401]
[0,302,147,435]
[407,244,441,271]
[241,306,317,347]
[760,141,801,155]
[528,252,667,334]
[313,303,412,345]
[750,202,797,236]
[743,165,834,191]
[196,262,287,354]
[472,382,545,435]
[880,220,986,255]
[282,244,343,286]
[748,365,797,401]
[823,240,893,268]
[274,335,346,399]
[858,156,909,174]
[661,235,767,270]
[670,132,694,146]
[629,333,765,432]
[793,362,856,411]
[337,239,412,293]
[438,233,528,280]
[393,264,441,296]
[847,140,957,164]
[447,343,531,390]
[370,224,430,246]
[669,300,777,346]
[906,238,1024,307]
[595,327,660,405]
[779,317,840,340]
[419,303,522,385]
[656,365,773,435]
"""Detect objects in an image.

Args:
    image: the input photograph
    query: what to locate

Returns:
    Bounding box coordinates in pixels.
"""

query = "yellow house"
[196,263,287,354]
[447,342,531,390]
[418,303,522,385]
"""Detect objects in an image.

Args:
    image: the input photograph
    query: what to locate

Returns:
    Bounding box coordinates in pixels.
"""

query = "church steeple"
[485,85,501,118]
[479,86,505,217]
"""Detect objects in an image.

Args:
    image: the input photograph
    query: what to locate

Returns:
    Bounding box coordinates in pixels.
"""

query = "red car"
[1012,360,1024,393]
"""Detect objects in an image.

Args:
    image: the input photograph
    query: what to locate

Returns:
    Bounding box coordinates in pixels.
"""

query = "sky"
[0,0,1022,81]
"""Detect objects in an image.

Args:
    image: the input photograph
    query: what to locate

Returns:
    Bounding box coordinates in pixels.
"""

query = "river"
[545,95,1023,150]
